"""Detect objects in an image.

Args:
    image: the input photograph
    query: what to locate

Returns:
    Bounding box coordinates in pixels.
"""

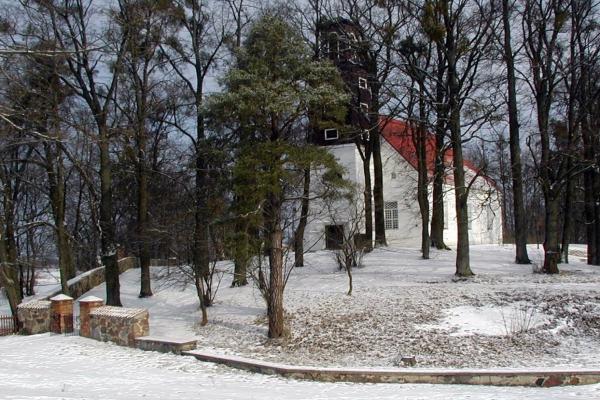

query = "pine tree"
[207,14,348,338]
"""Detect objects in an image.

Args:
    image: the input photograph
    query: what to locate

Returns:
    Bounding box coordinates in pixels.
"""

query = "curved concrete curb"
[182,350,600,387]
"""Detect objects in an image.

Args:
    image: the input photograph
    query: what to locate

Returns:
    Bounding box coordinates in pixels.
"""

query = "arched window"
[327,32,339,58]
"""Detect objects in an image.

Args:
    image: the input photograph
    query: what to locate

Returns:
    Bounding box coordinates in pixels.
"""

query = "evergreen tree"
[207,14,348,338]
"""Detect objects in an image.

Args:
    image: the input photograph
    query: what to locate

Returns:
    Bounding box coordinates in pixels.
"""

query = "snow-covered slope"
[73,244,600,370]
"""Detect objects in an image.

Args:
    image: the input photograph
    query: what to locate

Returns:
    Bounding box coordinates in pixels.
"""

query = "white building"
[303,118,503,251]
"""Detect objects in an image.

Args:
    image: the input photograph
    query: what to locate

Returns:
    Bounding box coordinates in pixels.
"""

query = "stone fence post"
[79,296,104,338]
[50,294,74,334]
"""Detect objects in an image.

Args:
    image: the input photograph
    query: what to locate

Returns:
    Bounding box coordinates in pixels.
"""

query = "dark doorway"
[325,225,344,250]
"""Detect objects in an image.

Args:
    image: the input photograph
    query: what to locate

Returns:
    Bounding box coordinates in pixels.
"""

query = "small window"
[443,199,448,230]
[360,102,369,114]
[324,128,339,140]
[391,172,397,180]
[362,129,370,142]
[358,77,368,90]
[384,201,399,230]
[339,38,350,52]
[348,32,357,42]
[486,207,494,231]
[467,205,473,230]
[327,33,339,58]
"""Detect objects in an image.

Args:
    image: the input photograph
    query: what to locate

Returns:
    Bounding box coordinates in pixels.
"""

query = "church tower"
[312,19,375,146]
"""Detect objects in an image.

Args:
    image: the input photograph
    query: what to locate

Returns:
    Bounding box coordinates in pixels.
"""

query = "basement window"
[324,128,339,141]
[384,201,399,230]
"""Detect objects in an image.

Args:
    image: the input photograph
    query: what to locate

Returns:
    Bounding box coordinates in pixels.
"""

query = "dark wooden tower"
[312,18,375,146]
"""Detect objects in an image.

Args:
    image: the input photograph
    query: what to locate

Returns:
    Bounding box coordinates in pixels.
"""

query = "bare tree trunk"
[267,194,284,338]
[592,169,600,265]
[368,60,386,247]
[446,26,473,277]
[430,48,449,250]
[232,259,248,287]
[193,149,211,304]
[523,0,566,274]
[372,131,386,247]
[502,0,530,264]
[345,264,353,296]
[543,194,561,274]
[583,101,598,263]
[137,141,152,298]
[561,177,574,263]
[538,100,561,274]
[45,140,76,295]
[574,0,600,266]
[416,130,430,259]
[584,169,597,263]
[359,147,374,251]
[0,204,21,316]
[294,167,310,267]
[194,273,208,326]
[415,82,430,259]
[100,128,121,306]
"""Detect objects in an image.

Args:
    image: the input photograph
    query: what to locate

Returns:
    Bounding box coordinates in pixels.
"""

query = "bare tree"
[37,0,127,304]
[325,186,365,296]
[423,0,498,276]
[522,0,570,273]
[500,0,530,264]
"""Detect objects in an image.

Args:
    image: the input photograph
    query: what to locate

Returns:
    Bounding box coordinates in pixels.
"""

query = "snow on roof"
[90,306,147,319]
[49,294,73,301]
[79,296,104,303]
[379,116,497,188]
[17,300,51,310]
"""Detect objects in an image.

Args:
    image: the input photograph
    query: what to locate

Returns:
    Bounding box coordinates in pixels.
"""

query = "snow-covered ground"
[1,334,599,400]
[67,244,600,370]
[3,244,600,399]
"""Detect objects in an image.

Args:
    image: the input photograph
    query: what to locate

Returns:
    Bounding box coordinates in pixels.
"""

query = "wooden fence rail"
[0,314,17,335]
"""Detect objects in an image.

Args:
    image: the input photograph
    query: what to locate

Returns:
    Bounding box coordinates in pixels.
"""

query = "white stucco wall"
[303,144,366,251]
[303,141,503,251]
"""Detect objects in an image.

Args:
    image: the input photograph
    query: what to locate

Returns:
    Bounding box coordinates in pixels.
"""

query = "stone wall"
[149,258,178,267]
[17,300,51,334]
[118,257,140,273]
[44,257,139,300]
[89,306,149,347]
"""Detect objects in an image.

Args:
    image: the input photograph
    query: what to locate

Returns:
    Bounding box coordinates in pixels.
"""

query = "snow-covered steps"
[136,336,197,354]
[182,350,600,387]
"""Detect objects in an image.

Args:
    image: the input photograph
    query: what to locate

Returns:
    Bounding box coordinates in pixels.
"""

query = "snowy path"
[1,334,599,400]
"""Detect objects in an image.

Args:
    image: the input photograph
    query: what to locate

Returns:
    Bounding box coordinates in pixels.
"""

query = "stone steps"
[136,336,197,354]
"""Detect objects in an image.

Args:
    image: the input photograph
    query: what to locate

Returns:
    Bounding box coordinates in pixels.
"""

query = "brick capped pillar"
[50,294,74,334]
[78,296,104,338]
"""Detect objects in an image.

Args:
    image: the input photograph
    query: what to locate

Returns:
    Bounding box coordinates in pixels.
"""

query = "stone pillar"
[79,296,104,338]
[50,294,74,334]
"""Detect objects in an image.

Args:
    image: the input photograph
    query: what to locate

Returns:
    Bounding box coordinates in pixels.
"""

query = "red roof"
[379,117,495,187]
[379,117,440,176]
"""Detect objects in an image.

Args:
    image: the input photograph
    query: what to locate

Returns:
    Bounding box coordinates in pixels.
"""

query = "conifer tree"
[207,14,348,338]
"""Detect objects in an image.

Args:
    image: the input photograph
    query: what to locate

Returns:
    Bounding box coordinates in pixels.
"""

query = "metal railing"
[0,314,17,336]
